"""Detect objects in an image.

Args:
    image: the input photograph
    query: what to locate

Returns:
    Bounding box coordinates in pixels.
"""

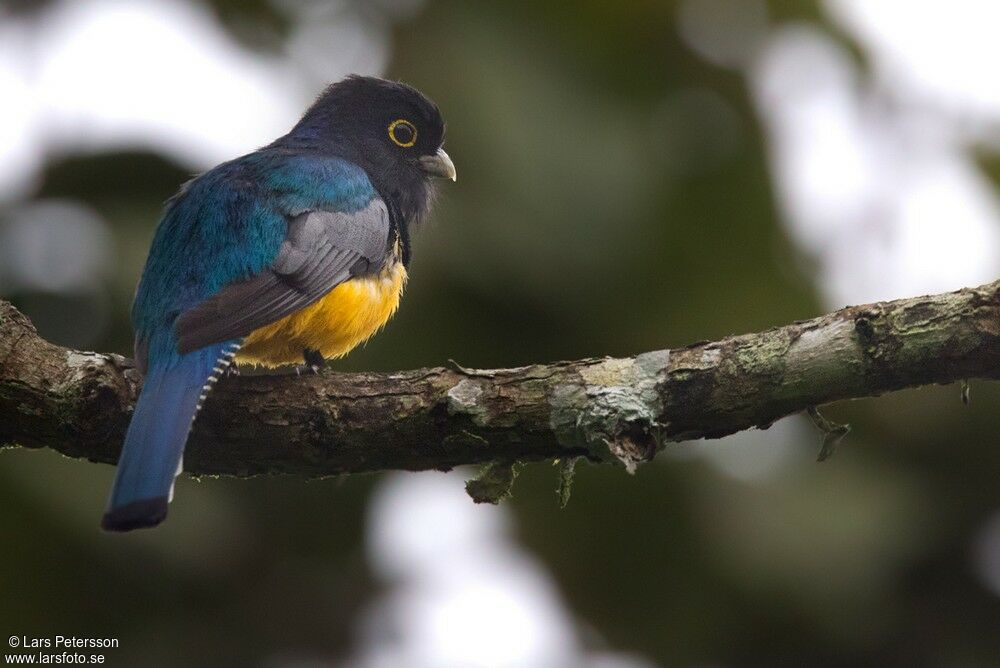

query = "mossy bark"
[1,280,998,477]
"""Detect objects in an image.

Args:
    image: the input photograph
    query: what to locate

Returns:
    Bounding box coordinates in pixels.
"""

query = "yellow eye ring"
[388,119,417,148]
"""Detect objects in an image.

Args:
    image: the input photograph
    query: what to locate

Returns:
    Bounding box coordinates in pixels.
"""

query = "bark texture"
[1,280,999,477]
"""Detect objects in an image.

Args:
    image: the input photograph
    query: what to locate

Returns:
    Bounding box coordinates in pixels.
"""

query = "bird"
[102,75,456,532]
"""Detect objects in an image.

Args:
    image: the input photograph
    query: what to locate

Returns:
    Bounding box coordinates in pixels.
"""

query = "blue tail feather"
[102,340,240,532]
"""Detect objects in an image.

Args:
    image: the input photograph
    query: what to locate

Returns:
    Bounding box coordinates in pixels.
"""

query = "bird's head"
[288,76,455,221]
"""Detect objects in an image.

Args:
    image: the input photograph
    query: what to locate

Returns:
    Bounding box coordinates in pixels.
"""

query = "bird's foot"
[296,348,325,375]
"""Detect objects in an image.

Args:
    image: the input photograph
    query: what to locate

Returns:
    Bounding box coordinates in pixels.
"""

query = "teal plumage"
[131,152,377,366]
[106,153,378,532]
[103,75,454,532]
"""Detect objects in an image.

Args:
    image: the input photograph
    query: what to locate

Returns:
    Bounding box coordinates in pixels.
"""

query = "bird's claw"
[297,348,325,375]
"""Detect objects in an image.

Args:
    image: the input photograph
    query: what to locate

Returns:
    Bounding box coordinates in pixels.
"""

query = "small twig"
[447,358,496,377]
[806,406,851,462]
[555,457,580,508]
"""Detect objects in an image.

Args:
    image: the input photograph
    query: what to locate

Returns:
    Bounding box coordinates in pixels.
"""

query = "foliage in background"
[2,1,1000,665]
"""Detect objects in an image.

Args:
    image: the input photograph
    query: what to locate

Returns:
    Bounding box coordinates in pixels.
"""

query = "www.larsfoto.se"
[5,653,107,665]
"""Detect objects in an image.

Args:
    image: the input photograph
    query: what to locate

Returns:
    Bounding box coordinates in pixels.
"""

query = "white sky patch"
[0,0,392,202]
[285,3,390,86]
[33,0,305,166]
[661,416,812,482]
[750,24,1000,307]
[0,199,113,293]
[827,0,1000,123]
[0,19,43,200]
[351,472,650,668]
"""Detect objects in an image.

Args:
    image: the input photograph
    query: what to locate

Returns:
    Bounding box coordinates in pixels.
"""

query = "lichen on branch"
[1,280,998,479]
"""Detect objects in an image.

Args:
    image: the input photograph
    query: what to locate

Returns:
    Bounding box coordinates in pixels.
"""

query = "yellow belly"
[236,263,407,368]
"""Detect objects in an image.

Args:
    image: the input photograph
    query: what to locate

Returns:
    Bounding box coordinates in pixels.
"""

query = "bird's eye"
[388,119,417,148]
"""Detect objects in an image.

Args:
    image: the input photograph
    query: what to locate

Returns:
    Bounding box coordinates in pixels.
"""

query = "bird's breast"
[236,260,408,368]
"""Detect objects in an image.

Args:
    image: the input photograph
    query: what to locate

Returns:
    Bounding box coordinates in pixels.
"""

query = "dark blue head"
[285,75,455,224]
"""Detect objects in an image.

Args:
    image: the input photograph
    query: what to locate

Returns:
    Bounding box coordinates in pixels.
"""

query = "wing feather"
[174,200,390,354]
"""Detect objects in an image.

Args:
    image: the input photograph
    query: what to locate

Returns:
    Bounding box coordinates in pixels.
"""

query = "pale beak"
[419,147,457,181]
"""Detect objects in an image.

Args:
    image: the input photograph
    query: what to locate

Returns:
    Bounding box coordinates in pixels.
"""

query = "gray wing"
[174,199,391,354]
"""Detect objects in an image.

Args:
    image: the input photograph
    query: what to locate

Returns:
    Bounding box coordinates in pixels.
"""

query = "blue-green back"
[133,148,377,365]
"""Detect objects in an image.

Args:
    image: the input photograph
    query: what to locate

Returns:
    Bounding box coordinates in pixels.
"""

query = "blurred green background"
[2,0,1000,666]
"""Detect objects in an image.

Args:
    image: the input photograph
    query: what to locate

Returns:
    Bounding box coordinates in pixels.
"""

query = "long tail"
[101,340,241,532]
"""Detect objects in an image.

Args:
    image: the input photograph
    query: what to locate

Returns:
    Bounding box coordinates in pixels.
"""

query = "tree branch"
[2,280,999,476]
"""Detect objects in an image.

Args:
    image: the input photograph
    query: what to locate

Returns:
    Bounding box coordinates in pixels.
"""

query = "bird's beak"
[419,147,457,181]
